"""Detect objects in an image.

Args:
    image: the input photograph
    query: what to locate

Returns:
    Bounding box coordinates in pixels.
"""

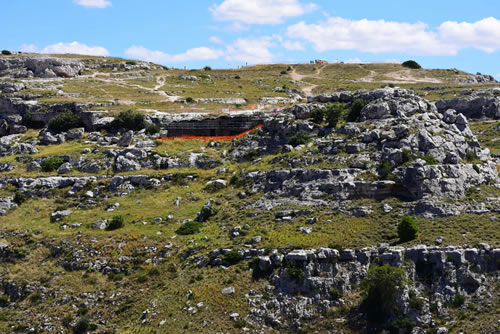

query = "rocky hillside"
[0,53,499,333]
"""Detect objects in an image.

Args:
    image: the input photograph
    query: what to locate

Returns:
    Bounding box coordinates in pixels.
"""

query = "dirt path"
[289,65,327,96]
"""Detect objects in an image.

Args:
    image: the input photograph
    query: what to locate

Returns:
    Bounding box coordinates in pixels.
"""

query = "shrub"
[311,108,325,124]
[176,221,202,235]
[199,74,210,80]
[13,191,26,205]
[42,157,64,172]
[287,66,292,71]
[29,292,42,304]
[145,124,160,135]
[347,98,365,122]
[73,316,90,334]
[451,293,466,308]
[113,110,146,131]
[465,150,479,162]
[286,262,304,281]
[408,290,424,310]
[361,264,407,322]
[62,314,73,327]
[379,160,392,180]
[185,97,194,103]
[224,250,243,264]
[389,317,416,330]
[421,154,438,165]
[47,111,82,133]
[234,319,247,329]
[230,174,246,187]
[0,295,9,307]
[280,71,288,75]
[402,149,414,164]
[288,130,309,147]
[329,288,342,300]
[106,215,124,231]
[1,50,11,55]
[234,75,241,79]
[402,60,422,69]
[203,66,212,71]
[325,103,346,128]
[398,216,418,242]
[125,60,137,65]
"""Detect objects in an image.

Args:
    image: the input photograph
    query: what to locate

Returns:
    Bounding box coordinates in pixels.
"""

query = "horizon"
[2,1,500,78]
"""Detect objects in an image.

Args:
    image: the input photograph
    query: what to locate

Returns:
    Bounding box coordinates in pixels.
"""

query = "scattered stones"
[222,287,235,295]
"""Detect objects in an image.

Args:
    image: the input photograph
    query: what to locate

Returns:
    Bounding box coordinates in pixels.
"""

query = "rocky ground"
[0,53,499,333]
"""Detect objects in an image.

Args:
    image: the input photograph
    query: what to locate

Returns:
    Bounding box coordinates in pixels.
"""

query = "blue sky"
[2,0,500,77]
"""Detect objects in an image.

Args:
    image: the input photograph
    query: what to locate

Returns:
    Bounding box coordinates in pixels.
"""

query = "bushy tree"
[311,108,325,124]
[361,264,407,322]
[47,111,82,133]
[288,130,309,146]
[325,102,345,128]
[347,98,365,122]
[176,221,202,235]
[402,60,422,69]
[398,216,419,242]
[42,157,64,172]
[113,110,146,131]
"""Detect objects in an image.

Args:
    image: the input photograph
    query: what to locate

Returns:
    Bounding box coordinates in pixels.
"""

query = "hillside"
[0,53,499,333]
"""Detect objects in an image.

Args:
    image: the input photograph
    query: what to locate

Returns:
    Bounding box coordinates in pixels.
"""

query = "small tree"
[325,103,345,128]
[47,111,82,133]
[402,60,422,69]
[347,98,365,122]
[14,191,26,205]
[398,216,419,242]
[145,124,160,135]
[113,110,146,131]
[311,108,325,124]
[42,157,64,172]
[203,66,212,71]
[1,50,12,55]
[361,264,407,322]
[288,130,309,146]
[176,221,202,235]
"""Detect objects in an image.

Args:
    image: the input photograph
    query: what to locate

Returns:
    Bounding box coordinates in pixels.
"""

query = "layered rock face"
[0,57,84,78]
[246,245,499,331]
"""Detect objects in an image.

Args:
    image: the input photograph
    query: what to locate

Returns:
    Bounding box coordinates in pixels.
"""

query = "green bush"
[465,150,479,162]
[185,97,194,103]
[402,149,414,164]
[234,75,240,79]
[62,314,73,327]
[421,154,438,165]
[13,191,26,205]
[325,102,346,128]
[113,110,146,131]
[451,293,466,308]
[224,250,243,264]
[287,66,292,71]
[280,71,287,75]
[329,288,342,300]
[1,50,12,55]
[286,262,304,281]
[230,174,246,187]
[204,66,212,71]
[288,130,309,146]
[234,319,247,328]
[145,124,160,135]
[29,292,42,304]
[106,215,124,231]
[47,111,82,133]
[176,220,202,235]
[398,216,418,242]
[311,108,325,124]
[42,157,64,172]
[402,60,422,69]
[389,317,416,330]
[361,264,407,322]
[346,98,365,122]
[73,316,90,334]
[379,160,392,180]
[0,295,9,307]
[408,290,424,310]
[125,60,137,65]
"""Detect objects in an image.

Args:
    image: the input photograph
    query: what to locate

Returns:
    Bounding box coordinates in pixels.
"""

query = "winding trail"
[289,65,327,96]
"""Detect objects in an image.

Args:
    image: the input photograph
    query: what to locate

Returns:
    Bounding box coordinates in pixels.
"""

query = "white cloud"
[287,16,500,56]
[225,36,276,64]
[288,17,448,55]
[384,59,402,64]
[74,0,111,8]
[210,0,317,24]
[209,36,224,45]
[345,58,362,64]
[41,42,109,56]
[125,46,224,63]
[439,17,500,53]
[19,44,38,53]
[282,40,304,51]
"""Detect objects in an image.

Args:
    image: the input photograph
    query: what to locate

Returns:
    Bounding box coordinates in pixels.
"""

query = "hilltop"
[0,52,499,333]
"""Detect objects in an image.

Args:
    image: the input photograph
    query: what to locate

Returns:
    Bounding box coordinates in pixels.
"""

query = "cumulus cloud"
[210,0,317,24]
[209,36,224,45]
[282,40,304,51]
[19,44,38,53]
[287,16,500,55]
[439,17,500,53]
[288,17,448,55]
[41,42,109,56]
[125,46,224,63]
[344,58,362,64]
[225,36,276,64]
[73,0,112,8]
